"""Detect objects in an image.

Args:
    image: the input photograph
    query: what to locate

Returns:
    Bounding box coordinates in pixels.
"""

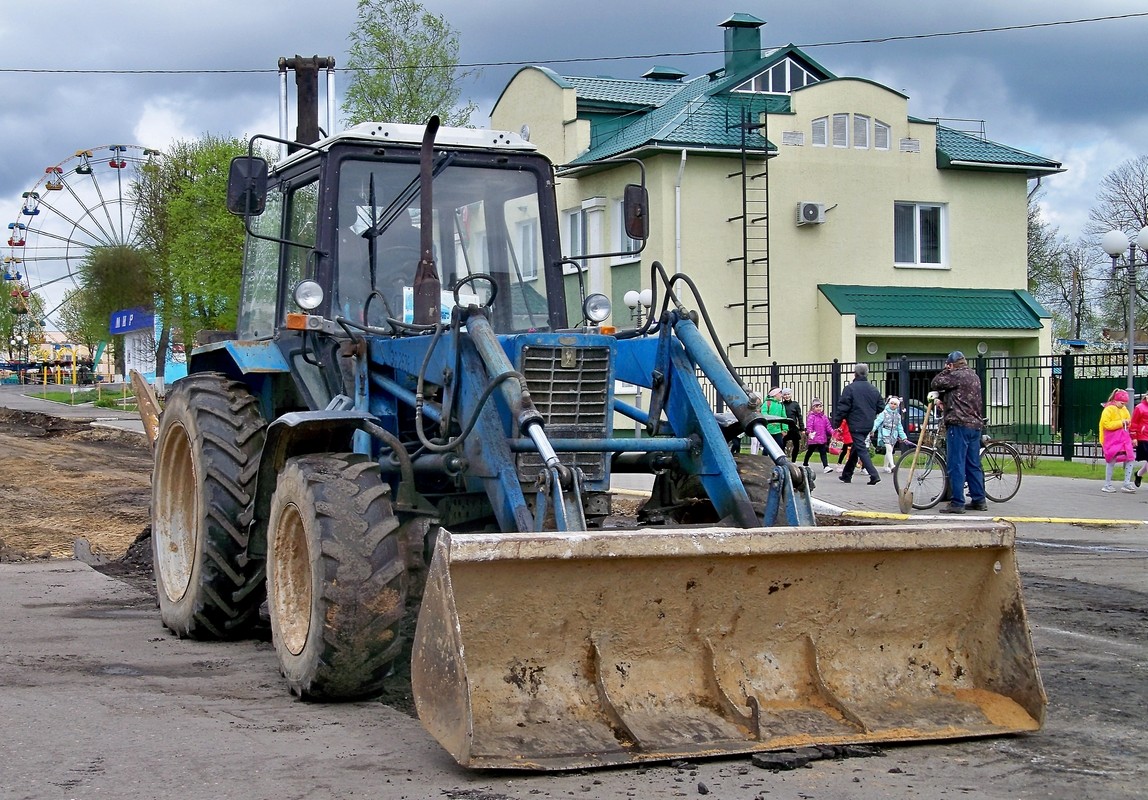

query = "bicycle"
[891,419,1022,510]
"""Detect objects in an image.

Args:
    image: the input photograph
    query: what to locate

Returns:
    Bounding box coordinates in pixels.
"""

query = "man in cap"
[830,364,883,485]
[929,351,987,513]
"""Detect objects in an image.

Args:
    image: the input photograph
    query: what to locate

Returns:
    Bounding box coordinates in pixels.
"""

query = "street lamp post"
[623,289,653,438]
[1102,226,1148,410]
[9,334,28,383]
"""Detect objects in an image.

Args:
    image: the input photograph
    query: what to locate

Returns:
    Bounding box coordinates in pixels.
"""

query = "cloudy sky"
[2,1,1146,316]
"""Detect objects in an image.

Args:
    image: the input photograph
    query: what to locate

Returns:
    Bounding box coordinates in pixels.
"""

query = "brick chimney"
[721,13,766,76]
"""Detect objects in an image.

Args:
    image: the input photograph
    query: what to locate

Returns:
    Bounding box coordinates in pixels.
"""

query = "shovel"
[899,400,933,513]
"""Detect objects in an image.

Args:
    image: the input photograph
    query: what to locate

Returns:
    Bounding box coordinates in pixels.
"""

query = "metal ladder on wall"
[725,108,771,358]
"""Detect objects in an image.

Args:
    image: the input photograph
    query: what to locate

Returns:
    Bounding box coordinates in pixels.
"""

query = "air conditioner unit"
[796,201,826,226]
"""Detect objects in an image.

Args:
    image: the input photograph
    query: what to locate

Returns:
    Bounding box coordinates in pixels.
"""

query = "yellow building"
[492,13,1062,368]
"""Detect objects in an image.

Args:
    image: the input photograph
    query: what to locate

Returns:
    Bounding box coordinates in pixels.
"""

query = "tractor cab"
[228,122,575,341]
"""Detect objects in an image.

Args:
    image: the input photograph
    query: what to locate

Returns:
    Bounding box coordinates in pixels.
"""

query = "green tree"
[56,288,108,360]
[3,288,46,371]
[342,0,478,127]
[77,245,154,379]
[131,134,248,378]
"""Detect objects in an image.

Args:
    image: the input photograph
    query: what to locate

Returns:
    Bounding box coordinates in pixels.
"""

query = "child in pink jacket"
[1100,389,1134,493]
[801,398,835,474]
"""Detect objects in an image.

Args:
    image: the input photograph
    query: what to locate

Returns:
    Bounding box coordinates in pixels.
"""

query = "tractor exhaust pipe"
[413,116,442,325]
[278,55,336,155]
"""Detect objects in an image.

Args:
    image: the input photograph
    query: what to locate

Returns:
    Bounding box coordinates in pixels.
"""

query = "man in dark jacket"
[831,364,883,484]
[929,351,986,513]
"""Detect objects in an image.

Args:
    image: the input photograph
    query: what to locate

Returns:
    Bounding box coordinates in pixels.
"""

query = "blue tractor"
[148,117,1044,771]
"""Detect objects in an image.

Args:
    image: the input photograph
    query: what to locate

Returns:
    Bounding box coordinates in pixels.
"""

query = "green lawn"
[28,387,138,412]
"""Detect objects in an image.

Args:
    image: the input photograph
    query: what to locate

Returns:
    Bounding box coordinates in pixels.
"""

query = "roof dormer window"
[733,56,820,94]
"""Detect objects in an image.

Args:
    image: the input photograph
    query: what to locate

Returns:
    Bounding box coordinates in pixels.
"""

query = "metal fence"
[707,352,1147,461]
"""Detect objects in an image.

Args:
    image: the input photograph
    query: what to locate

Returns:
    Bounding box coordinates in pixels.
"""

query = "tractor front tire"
[267,454,407,700]
[151,373,267,638]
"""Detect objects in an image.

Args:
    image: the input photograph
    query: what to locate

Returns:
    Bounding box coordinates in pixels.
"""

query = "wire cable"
[1,13,1143,75]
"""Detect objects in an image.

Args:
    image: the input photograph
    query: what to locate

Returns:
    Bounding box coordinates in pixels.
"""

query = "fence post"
[1060,350,1074,461]
[975,354,988,413]
[830,359,842,411]
[770,361,780,391]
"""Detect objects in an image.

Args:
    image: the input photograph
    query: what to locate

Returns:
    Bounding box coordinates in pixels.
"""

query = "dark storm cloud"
[2,0,1145,238]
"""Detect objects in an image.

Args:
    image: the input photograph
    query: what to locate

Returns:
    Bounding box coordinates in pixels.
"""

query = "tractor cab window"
[237,190,283,339]
[237,178,319,340]
[336,157,554,333]
[284,180,319,312]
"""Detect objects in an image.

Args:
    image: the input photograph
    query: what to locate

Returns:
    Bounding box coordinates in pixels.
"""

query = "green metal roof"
[570,75,791,163]
[721,12,766,27]
[567,76,685,109]
[936,126,1063,177]
[551,39,1060,176]
[818,285,1050,329]
[566,46,836,163]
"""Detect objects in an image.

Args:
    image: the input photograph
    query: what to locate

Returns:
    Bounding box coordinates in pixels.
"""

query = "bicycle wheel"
[981,442,1022,502]
[893,447,948,510]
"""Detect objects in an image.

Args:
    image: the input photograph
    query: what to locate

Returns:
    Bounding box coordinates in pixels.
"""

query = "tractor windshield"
[336,156,555,333]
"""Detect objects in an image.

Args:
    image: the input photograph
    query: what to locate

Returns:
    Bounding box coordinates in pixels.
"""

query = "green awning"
[818,285,1049,329]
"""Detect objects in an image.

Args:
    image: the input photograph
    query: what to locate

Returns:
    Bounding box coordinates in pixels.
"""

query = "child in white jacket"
[871,396,908,472]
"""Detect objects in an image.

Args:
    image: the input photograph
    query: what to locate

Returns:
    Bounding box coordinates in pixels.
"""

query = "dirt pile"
[0,408,152,561]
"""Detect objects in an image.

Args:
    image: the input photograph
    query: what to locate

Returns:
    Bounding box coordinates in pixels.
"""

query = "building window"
[732,57,820,93]
[874,120,891,150]
[832,113,849,147]
[853,114,870,149]
[562,208,585,259]
[894,202,944,266]
[811,117,828,147]
[515,220,539,279]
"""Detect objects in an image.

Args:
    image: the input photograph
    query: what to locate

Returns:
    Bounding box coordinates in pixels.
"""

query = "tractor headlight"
[293,280,324,310]
[583,293,611,323]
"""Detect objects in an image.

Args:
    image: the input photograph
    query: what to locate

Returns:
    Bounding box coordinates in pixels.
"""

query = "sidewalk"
[616,459,1147,525]
[0,384,146,435]
[808,465,1148,524]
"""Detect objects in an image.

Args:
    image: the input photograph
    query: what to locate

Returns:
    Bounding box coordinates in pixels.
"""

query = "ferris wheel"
[5,144,161,325]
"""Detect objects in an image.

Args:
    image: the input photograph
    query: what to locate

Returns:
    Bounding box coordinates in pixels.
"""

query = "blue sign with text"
[109,307,155,335]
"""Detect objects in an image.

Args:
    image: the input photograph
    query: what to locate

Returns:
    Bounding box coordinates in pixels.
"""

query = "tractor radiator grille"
[516,344,610,482]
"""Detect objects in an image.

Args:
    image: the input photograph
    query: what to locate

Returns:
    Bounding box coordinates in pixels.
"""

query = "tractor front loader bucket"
[411,521,1044,771]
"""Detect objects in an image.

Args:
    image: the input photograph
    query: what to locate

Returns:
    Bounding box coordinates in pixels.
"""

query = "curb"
[834,508,1148,526]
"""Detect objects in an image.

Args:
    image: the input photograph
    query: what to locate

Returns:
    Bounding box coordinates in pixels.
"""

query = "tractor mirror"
[623,183,649,241]
[226,156,269,216]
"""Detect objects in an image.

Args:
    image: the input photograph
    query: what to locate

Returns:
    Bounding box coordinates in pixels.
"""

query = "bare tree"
[1030,193,1104,340]
[1086,155,1148,238]
[1086,156,1148,338]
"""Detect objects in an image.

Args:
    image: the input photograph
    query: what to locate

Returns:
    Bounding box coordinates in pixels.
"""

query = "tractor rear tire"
[267,453,407,700]
[151,372,267,639]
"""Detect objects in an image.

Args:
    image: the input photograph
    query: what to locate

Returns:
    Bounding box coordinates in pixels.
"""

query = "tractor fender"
[188,339,292,378]
[247,410,376,559]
